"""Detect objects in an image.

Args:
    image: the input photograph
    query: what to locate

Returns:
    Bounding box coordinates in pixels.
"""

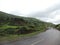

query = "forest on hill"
[0,11,54,40]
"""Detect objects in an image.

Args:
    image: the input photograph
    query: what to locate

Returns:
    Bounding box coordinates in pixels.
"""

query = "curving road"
[0,28,60,45]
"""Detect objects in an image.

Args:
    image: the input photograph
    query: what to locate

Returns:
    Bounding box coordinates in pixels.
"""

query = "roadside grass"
[0,25,46,42]
[0,30,44,42]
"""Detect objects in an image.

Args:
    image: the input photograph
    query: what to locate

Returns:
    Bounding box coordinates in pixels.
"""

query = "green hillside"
[0,11,54,41]
[55,24,60,30]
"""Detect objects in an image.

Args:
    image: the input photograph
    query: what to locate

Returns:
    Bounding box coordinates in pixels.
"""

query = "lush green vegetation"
[0,11,54,41]
[55,24,60,30]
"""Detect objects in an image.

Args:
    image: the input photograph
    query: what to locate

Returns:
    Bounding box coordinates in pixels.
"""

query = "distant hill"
[55,24,60,30]
[0,11,54,36]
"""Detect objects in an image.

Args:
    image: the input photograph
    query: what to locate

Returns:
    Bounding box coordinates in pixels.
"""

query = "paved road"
[1,28,60,45]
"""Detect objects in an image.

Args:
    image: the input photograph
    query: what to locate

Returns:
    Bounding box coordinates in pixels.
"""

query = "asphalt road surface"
[0,28,60,45]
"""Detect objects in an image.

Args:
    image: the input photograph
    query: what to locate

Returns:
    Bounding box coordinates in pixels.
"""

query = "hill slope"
[0,11,54,36]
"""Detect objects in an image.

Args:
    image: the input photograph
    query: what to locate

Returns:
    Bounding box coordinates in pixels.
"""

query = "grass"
[0,25,46,42]
[0,25,18,29]
[0,30,44,42]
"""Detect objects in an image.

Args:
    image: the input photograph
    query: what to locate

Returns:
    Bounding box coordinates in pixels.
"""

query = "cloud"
[0,0,60,24]
[0,0,59,14]
[25,4,60,24]
[9,3,60,24]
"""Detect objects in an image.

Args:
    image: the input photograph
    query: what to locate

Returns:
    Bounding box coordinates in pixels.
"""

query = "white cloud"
[46,10,60,24]
[0,0,60,24]
[0,0,59,14]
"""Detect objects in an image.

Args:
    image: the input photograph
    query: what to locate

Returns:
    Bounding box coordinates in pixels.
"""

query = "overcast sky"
[0,0,60,24]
